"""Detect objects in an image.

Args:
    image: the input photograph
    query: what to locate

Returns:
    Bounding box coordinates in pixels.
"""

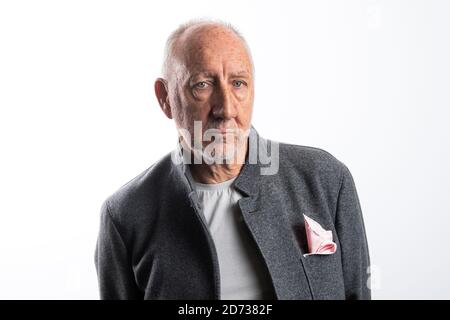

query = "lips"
[206,127,237,134]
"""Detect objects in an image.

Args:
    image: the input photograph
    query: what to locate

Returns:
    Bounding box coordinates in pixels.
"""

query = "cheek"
[236,84,255,107]
[184,90,212,114]
[238,90,253,115]
[235,88,249,101]
[189,103,211,120]
[179,104,212,133]
[174,94,208,124]
[192,90,213,101]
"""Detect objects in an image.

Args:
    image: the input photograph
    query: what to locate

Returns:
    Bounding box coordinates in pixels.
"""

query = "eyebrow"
[190,71,215,79]
[190,70,251,79]
[229,71,251,78]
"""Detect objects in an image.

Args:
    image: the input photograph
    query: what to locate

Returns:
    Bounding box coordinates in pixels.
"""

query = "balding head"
[162,19,254,82]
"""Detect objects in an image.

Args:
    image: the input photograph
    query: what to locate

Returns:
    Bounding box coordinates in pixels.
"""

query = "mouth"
[207,127,237,135]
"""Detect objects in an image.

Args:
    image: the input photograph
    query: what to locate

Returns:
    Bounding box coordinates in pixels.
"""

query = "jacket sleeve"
[94,200,143,299]
[334,164,371,300]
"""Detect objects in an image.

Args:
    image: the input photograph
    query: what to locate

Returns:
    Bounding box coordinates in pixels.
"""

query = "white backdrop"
[0,0,449,299]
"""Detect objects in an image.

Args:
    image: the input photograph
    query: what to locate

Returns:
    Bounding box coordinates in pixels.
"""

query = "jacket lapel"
[233,128,314,300]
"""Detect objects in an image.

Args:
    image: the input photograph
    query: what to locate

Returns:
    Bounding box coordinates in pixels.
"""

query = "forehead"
[176,26,253,76]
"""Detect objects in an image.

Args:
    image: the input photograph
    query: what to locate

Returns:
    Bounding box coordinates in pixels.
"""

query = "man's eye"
[195,81,208,89]
[233,80,245,88]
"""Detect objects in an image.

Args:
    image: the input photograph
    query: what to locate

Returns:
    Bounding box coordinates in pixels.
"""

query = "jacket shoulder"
[101,152,174,225]
[278,142,346,176]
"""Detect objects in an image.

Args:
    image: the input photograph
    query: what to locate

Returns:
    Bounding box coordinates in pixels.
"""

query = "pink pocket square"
[303,214,337,256]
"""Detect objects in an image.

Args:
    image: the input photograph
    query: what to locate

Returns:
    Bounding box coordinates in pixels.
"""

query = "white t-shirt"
[191,175,274,300]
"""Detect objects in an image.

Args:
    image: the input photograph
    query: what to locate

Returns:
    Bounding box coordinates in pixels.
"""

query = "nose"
[211,84,238,120]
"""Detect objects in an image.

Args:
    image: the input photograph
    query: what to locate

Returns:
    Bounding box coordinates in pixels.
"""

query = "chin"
[203,141,245,165]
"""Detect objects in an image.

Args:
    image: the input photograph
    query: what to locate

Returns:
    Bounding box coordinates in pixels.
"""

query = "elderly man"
[94,19,371,300]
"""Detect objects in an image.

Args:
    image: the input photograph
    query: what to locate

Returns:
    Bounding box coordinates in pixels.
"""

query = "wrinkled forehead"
[173,25,253,78]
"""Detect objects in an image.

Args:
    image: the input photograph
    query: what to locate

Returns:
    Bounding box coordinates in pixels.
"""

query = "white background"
[0,0,449,299]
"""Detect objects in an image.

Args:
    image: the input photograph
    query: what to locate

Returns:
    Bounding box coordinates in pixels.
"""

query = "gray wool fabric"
[94,126,371,300]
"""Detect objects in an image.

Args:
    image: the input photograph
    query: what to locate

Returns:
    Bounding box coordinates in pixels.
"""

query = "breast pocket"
[301,251,346,300]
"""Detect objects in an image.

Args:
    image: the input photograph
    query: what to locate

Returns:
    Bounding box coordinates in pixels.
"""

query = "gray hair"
[161,18,254,80]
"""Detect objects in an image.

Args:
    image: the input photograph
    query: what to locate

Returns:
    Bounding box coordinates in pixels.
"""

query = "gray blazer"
[94,126,371,300]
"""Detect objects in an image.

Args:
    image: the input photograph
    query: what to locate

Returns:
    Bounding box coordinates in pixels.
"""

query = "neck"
[189,162,243,184]
[188,140,248,184]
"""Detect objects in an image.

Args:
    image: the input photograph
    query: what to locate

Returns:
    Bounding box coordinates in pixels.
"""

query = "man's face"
[167,25,254,163]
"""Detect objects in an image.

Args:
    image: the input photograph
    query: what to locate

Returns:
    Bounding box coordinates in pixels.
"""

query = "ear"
[154,78,173,119]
